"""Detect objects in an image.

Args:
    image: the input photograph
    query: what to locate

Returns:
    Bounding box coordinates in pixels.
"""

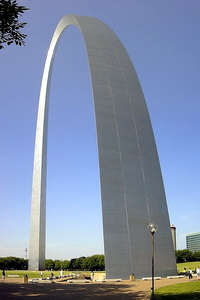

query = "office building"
[186,232,200,252]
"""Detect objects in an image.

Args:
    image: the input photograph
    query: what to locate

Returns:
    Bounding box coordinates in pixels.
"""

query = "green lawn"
[5,262,199,278]
[155,281,200,300]
[177,261,200,274]
[4,270,87,279]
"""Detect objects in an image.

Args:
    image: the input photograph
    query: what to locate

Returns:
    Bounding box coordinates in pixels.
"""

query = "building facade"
[29,15,177,279]
[186,232,200,252]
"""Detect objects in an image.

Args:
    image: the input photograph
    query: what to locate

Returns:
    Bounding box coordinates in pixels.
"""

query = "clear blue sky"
[0,0,199,260]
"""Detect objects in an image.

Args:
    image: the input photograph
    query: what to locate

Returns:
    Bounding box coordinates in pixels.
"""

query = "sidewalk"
[0,276,193,299]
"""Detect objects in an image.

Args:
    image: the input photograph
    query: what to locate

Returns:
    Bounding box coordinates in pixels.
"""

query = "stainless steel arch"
[29,14,177,278]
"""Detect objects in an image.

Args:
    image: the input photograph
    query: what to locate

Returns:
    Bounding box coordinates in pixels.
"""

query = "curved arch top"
[29,15,177,279]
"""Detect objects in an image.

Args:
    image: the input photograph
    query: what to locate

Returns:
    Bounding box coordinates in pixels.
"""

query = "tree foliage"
[193,251,200,261]
[0,255,104,271]
[45,259,54,270]
[0,0,28,49]
[61,260,70,270]
[175,249,197,263]
[46,255,104,271]
[84,255,105,271]
[0,256,28,270]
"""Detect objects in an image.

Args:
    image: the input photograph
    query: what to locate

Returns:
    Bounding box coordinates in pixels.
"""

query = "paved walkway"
[0,276,194,299]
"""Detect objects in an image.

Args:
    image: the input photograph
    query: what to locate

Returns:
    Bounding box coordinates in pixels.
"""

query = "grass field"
[154,261,200,299]
[177,261,200,274]
[3,262,200,279]
[4,270,89,279]
[155,281,200,300]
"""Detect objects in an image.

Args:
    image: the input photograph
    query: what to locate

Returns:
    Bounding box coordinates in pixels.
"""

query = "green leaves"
[0,0,28,49]
[0,256,28,270]
[175,249,195,263]
[68,255,105,271]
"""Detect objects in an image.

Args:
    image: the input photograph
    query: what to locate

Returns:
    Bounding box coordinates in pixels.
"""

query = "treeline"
[0,254,105,271]
[0,256,28,270]
[175,250,200,263]
[45,255,105,271]
[2,251,199,270]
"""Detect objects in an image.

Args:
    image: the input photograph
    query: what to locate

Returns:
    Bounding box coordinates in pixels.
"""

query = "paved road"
[0,276,193,300]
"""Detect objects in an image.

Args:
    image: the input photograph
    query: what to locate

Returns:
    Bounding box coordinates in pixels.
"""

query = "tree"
[0,257,6,270]
[0,256,27,270]
[0,0,28,49]
[62,260,69,270]
[45,259,54,270]
[86,255,105,271]
[193,251,200,262]
[54,260,61,271]
[68,258,78,271]
[81,256,89,270]
[75,257,86,270]
[98,255,105,271]
[175,249,194,263]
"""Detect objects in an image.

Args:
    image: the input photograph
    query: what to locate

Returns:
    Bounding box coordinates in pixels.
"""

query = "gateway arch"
[29,15,177,279]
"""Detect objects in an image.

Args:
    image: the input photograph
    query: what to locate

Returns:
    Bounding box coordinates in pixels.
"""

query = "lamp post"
[148,222,158,300]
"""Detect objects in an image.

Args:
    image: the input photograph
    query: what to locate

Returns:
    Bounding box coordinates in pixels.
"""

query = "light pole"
[148,222,158,300]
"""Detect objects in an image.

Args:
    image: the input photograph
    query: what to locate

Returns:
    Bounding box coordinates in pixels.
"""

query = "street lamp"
[148,222,158,300]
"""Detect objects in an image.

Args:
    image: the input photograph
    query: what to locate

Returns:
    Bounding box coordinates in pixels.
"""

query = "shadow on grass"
[0,282,150,300]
